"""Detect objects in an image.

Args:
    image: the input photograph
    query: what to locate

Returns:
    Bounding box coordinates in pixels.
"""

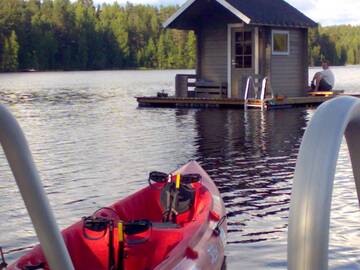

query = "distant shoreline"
[0,68,196,74]
[1,65,360,74]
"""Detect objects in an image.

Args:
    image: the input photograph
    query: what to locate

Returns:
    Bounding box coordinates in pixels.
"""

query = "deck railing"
[0,105,74,270]
[175,74,227,98]
[288,96,360,270]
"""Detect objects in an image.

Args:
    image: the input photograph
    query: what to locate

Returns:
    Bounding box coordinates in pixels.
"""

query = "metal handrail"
[259,77,268,101]
[244,76,268,102]
[244,76,254,102]
[288,96,360,270]
[0,105,74,270]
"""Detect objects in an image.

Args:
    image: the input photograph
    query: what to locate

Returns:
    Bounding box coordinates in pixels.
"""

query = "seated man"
[311,60,335,91]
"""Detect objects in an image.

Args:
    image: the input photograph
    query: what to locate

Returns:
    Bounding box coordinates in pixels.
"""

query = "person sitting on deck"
[311,60,335,92]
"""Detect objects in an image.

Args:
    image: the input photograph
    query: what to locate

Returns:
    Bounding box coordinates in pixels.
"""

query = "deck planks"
[136,95,345,109]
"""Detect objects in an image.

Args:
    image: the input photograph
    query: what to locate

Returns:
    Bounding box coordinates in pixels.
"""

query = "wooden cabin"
[164,0,317,99]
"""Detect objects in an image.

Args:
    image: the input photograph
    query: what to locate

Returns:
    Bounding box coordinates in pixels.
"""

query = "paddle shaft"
[117,241,125,270]
[108,221,116,270]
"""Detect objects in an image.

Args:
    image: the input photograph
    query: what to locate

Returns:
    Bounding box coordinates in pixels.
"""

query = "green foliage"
[0,0,197,71]
[2,1,360,72]
[309,25,360,66]
[185,31,196,69]
[1,30,19,71]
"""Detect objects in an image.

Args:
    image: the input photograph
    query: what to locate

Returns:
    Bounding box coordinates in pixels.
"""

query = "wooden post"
[195,28,202,80]
[303,28,309,95]
[175,75,188,98]
[264,27,272,93]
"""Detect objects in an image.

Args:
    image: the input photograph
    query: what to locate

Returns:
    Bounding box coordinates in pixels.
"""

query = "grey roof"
[226,0,317,28]
[164,0,317,29]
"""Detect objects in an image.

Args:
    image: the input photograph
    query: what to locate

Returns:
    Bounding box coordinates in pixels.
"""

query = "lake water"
[1,66,360,269]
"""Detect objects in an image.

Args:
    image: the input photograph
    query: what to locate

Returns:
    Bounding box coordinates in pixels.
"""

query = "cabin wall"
[194,8,309,97]
[270,28,307,97]
[198,20,228,83]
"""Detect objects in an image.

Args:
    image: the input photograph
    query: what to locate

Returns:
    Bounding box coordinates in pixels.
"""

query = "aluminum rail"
[0,105,74,270]
[288,96,360,270]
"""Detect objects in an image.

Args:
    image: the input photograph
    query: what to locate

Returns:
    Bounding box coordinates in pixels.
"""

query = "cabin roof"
[164,0,318,29]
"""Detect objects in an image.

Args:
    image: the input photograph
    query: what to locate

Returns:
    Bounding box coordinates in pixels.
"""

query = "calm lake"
[1,66,360,269]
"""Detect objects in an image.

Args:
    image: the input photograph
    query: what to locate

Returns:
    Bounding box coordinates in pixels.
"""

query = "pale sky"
[92,0,360,26]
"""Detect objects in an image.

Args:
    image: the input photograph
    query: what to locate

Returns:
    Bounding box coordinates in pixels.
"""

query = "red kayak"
[9,161,227,270]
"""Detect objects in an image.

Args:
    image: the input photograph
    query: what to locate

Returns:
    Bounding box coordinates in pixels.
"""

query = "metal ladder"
[0,105,74,270]
[288,96,360,270]
[244,75,270,108]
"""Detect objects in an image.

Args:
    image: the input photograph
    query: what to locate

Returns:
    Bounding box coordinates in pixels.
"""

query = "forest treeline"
[0,0,196,72]
[0,0,360,72]
[309,25,360,66]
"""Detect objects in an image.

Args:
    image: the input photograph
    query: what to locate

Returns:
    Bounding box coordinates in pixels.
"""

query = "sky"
[91,0,360,26]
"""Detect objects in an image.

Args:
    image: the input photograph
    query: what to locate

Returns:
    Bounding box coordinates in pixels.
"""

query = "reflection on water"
[0,69,360,269]
[193,109,307,268]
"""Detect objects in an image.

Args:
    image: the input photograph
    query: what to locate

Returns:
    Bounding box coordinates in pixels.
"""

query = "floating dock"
[136,95,343,110]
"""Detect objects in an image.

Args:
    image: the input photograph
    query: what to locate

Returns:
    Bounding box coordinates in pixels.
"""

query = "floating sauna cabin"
[164,0,317,99]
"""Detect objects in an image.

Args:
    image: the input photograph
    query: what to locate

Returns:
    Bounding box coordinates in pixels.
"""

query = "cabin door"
[231,28,255,98]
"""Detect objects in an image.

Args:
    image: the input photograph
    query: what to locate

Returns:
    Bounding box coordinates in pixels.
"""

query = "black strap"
[82,216,109,240]
[81,216,115,270]
[148,171,168,189]
[181,174,202,184]
[124,220,151,235]
[213,216,227,236]
[108,221,115,270]
[117,241,125,270]
[161,183,177,222]
[169,189,179,223]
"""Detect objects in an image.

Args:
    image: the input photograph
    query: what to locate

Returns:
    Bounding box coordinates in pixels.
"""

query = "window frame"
[272,30,290,56]
[234,30,253,69]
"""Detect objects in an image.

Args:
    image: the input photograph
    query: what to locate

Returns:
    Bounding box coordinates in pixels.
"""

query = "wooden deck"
[136,95,339,109]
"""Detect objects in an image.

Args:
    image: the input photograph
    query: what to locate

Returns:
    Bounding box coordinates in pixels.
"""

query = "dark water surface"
[1,68,360,269]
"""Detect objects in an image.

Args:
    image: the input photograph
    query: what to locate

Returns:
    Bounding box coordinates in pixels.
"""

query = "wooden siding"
[270,29,307,97]
[199,21,228,83]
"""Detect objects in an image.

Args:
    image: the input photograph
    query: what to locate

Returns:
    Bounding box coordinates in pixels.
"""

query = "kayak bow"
[9,161,227,270]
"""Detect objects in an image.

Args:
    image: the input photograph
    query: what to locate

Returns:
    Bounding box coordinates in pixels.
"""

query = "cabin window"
[235,31,252,69]
[272,30,290,55]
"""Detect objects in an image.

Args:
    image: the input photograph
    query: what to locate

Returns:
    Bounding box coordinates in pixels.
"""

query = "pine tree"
[157,32,167,69]
[185,31,196,69]
[144,38,156,68]
[1,30,19,71]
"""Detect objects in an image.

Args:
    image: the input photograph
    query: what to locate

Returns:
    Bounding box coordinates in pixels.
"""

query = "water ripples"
[0,69,360,269]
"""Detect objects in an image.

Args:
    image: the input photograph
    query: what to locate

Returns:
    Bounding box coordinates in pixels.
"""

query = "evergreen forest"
[0,0,359,72]
[309,26,360,66]
[0,0,196,72]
